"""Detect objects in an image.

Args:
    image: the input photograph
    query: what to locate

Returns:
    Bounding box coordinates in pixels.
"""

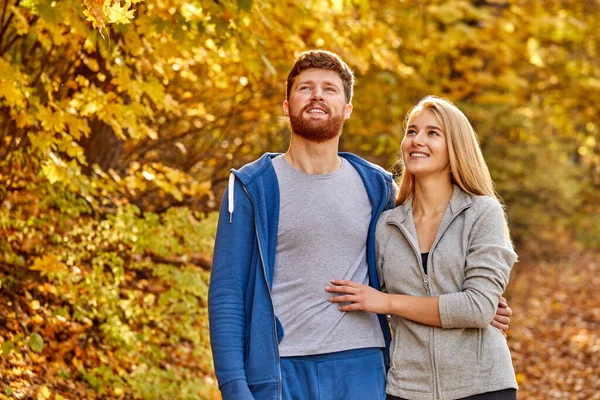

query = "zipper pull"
[423,274,429,291]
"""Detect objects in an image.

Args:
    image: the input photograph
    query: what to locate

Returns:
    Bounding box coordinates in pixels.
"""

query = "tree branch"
[145,250,212,271]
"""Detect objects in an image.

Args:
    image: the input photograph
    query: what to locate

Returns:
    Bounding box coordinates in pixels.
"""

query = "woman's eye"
[429,131,438,136]
[406,130,416,135]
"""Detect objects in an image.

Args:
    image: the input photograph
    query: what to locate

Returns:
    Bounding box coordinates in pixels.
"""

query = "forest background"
[0,0,599,398]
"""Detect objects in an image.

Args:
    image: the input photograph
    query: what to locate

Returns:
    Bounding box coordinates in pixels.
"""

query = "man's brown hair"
[286,50,354,104]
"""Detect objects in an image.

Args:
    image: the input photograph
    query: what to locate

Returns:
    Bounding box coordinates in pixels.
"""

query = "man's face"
[283,68,352,143]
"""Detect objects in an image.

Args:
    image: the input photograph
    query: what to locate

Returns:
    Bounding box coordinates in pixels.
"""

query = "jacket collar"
[388,184,473,226]
[232,152,393,187]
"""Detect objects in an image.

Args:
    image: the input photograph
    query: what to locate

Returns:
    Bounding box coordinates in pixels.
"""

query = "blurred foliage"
[0,0,598,398]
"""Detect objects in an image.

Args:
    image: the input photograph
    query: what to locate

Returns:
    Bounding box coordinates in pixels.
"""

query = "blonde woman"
[326,96,518,400]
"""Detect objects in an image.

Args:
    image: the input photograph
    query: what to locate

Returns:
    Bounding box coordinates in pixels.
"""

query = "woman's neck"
[412,177,454,217]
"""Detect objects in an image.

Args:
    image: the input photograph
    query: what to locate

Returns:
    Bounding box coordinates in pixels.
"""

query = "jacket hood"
[227,152,394,223]
[231,152,392,185]
[232,153,281,186]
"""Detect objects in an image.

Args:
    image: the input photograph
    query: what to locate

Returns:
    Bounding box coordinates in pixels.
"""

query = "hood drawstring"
[228,173,235,223]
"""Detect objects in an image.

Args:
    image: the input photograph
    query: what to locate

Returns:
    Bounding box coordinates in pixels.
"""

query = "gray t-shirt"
[271,155,385,357]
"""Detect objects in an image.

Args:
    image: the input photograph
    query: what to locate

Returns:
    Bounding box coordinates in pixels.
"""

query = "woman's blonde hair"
[396,96,512,239]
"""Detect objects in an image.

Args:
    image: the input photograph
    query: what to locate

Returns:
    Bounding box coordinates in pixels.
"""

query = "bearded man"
[208,50,512,400]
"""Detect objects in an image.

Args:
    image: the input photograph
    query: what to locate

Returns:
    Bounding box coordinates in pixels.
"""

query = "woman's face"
[401,108,450,178]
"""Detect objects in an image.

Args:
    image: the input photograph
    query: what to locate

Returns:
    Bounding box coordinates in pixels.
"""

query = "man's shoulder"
[234,153,281,184]
[340,153,391,179]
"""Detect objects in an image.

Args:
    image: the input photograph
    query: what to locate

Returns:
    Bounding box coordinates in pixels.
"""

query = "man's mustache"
[300,102,331,114]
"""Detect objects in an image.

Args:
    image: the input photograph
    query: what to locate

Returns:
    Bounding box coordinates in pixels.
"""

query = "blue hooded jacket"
[208,153,395,400]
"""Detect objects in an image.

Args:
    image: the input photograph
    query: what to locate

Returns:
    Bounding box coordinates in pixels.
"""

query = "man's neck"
[284,134,341,175]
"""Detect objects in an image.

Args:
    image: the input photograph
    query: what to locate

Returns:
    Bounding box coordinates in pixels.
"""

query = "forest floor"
[1,252,599,399]
[507,252,600,399]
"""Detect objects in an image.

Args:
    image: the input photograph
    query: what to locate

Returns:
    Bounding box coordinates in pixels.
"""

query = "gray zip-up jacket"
[376,185,518,400]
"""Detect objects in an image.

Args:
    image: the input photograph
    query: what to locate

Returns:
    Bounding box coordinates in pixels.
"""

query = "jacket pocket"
[387,320,432,394]
[248,380,279,400]
[436,328,481,392]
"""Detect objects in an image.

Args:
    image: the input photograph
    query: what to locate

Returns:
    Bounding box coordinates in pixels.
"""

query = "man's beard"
[289,103,345,143]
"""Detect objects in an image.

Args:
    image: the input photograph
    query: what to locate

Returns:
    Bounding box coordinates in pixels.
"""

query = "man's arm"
[492,297,513,337]
[208,178,256,400]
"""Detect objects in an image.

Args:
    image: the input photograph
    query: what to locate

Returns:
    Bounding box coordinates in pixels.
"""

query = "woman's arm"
[326,282,513,330]
[328,198,517,330]
[437,199,517,329]
[326,280,442,326]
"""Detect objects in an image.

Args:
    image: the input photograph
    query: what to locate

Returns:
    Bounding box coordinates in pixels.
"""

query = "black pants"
[387,388,517,400]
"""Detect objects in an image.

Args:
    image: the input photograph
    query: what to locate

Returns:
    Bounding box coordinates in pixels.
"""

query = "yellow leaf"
[0,59,27,108]
[108,0,135,25]
[38,106,65,132]
[15,112,33,128]
[10,6,29,35]
[42,160,68,185]
[72,357,83,370]
[30,254,67,276]
[37,385,51,400]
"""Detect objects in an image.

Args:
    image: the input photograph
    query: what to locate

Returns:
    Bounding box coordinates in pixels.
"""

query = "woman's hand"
[325,280,391,314]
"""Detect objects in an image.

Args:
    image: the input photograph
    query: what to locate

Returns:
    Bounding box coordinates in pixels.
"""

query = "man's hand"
[491,296,512,337]
[325,280,391,314]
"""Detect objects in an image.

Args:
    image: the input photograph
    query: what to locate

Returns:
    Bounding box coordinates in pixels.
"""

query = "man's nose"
[311,87,324,101]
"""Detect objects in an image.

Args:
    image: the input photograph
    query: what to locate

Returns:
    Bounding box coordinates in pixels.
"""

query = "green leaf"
[237,0,252,12]
[29,332,44,353]
[2,340,13,358]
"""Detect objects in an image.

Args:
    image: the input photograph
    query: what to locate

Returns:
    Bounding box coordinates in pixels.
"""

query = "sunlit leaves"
[0,60,28,109]
[82,0,142,33]
[107,0,136,25]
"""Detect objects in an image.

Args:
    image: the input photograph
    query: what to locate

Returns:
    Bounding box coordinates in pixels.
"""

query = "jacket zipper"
[425,203,471,400]
[389,203,471,400]
[241,184,282,400]
[388,221,436,397]
[388,222,430,293]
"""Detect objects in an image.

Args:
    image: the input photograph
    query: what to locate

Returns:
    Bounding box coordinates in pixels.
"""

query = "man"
[208,50,512,400]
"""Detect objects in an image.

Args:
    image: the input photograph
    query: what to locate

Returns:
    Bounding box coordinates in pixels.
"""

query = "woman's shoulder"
[376,204,408,234]
[468,194,505,214]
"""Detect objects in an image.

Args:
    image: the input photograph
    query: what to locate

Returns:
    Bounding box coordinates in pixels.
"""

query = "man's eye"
[300,86,310,91]
[325,87,336,92]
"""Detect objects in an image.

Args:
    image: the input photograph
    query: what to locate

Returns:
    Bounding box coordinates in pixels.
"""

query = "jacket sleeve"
[208,178,256,399]
[438,198,517,329]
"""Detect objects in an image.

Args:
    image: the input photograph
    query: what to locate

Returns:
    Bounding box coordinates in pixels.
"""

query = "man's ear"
[344,103,353,120]
[283,100,290,117]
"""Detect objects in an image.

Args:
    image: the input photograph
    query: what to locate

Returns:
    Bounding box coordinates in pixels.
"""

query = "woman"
[326,96,518,399]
